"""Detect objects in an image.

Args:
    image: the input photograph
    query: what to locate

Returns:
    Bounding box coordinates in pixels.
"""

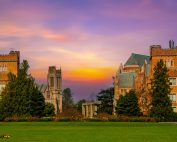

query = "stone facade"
[113,53,150,115]
[82,101,101,118]
[114,43,177,115]
[0,51,20,95]
[39,66,62,114]
[150,45,177,112]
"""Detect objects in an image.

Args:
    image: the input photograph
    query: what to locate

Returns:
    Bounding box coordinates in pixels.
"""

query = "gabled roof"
[124,53,150,67]
[118,72,137,88]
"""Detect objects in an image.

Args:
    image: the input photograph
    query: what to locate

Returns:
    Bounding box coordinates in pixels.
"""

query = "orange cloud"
[30,67,115,84]
[65,67,115,82]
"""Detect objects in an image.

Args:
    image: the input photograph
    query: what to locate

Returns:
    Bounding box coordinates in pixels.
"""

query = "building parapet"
[151,45,177,56]
[0,51,20,62]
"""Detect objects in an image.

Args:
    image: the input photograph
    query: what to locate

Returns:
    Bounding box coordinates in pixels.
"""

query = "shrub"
[116,90,142,116]
[44,103,55,117]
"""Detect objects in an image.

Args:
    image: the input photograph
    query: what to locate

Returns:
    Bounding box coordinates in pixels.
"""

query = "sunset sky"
[0,0,177,101]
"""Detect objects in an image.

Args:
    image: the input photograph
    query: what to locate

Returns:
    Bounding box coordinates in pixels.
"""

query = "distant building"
[114,41,177,115]
[0,51,20,95]
[39,66,62,114]
[82,101,101,118]
[113,53,150,115]
[150,43,177,112]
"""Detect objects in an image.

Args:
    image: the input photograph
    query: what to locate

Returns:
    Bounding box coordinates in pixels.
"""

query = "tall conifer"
[150,59,173,121]
[0,60,45,118]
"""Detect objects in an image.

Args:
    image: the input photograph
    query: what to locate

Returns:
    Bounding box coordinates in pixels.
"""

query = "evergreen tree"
[76,99,86,112]
[0,60,45,118]
[44,103,55,117]
[97,87,114,115]
[62,88,74,111]
[116,90,141,116]
[150,59,173,121]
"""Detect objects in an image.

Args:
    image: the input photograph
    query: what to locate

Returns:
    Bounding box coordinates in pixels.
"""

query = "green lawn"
[0,122,177,142]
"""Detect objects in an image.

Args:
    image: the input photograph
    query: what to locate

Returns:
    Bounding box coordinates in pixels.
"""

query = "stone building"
[113,53,150,114]
[0,51,20,95]
[82,101,101,118]
[150,43,177,112]
[114,41,177,115]
[39,66,62,114]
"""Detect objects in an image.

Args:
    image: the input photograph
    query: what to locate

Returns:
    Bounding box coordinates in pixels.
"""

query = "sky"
[0,0,177,101]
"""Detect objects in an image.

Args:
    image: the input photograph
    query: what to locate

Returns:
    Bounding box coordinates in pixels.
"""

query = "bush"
[0,115,157,122]
[44,103,55,117]
[54,117,71,122]
[162,112,177,122]
[116,90,142,116]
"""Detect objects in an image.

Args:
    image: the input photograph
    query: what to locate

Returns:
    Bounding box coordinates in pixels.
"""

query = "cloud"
[1,0,177,100]
[0,24,70,42]
[64,67,115,81]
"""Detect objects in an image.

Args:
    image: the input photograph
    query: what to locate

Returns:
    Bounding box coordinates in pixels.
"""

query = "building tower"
[0,51,20,95]
[46,66,62,114]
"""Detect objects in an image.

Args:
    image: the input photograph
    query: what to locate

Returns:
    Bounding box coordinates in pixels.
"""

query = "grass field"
[0,122,177,142]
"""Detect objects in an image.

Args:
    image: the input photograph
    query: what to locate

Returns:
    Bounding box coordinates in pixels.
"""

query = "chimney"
[169,40,175,49]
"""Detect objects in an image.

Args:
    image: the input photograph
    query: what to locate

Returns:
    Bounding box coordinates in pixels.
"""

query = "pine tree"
[0,60,45,118]
[44,103,55,117]
[116,90,141,116]
[150,59,173,121]
[97,87,114,115]
[62,88,74,111]
[76,99,86,112]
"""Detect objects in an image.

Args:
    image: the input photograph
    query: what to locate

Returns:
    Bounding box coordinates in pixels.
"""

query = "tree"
[116,90,141,116]
[150,59,173,121]
[62,88,74,111]
[97,87,114,115]
[0,60,45,118]
[44,103,55,117]
[76,99,86,112]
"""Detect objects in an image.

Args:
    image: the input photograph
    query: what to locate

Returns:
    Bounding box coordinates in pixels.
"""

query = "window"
[171,60,174,67]
[169,78,176,85]
[50,77,54,87]
[0,64,7,72]
[168,93,176,102]
[165,59,174,67]
[57,77,60,89]
[172,107,176,112]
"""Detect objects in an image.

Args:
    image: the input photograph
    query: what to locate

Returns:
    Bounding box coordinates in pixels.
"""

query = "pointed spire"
[119,63,123,73]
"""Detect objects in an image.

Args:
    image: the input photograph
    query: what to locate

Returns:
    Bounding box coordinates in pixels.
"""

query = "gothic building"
[39,66,62,114]
[0,51,20,95]
[113,53,150,115]
[114,41,177,115]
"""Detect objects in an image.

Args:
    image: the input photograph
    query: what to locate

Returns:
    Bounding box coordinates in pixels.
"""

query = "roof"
[118,72,137,88]
[124,53,150,67]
